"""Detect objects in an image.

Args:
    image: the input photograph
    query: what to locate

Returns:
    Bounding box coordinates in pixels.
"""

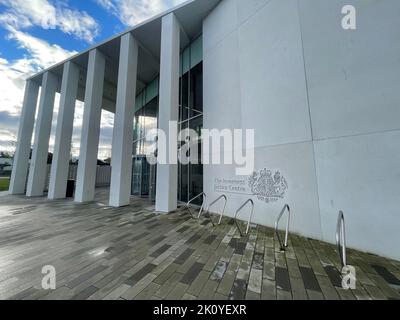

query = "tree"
[0,151,12,158]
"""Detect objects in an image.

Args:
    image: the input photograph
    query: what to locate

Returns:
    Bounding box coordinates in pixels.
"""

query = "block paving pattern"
[0,189,399,300]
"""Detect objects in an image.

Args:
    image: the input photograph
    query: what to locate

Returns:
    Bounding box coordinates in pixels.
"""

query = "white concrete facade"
[155,13,180,213]
[26,72,58,197]
[75,49,106,203]
[9,80,40,195]
[10,0,400,260]
[48,62,80,200]
[109,33,139,207]
[202,0,400,260]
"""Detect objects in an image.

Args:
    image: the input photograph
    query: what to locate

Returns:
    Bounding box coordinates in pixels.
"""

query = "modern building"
[9,0,400,261]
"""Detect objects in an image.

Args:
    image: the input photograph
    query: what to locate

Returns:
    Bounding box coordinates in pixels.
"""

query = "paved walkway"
[0,189,399,300]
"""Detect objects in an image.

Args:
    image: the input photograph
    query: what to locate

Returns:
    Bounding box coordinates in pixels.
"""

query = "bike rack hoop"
[234,199,255,237]
[274,204,291,251]
[336,210,347,268]
[204,194,228,226]
[185,192,207,219]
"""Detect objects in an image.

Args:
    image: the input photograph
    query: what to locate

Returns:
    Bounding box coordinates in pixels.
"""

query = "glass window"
[182,47,190,75]
[180,72,189,121]
[145,78,159,104]
[190,62,203,114]
[132,96,159,197]
[190,36,203,69]
[132,35,203,202]
[143,98,158,156]
[179,121,189,203]
[178,53,203,205]
[135,91,144,112]
[189,116,203,201]
[133,107,145,154]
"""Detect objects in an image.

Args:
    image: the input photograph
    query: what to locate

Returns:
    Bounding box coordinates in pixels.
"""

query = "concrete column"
[75,49,105,203]
[109,33,139,207]
[26,72,58,197]
[9,80,40,195]
[156,13,180,213]
[48,62,80,200]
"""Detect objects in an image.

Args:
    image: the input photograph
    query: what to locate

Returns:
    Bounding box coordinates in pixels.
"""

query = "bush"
[0,178,10,192]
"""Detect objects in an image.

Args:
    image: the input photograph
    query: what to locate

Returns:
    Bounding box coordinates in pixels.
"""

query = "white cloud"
[95,0,186,27]
[0,57,31,116]
[95,0,116,12]
[0,28,77,116]
[55,8,99,43]
[7,28,78,70]
[69,108,114,159]
[0,25,112,158]
[0,1,136,158]
[0,114,19,153]
[119,0,166,26]
[0,26,77,153]
[0,0,99,43]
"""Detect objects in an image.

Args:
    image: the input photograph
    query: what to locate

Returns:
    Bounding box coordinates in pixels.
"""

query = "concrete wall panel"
[315,131,400,260]
[204,141,322,239]
[299,0,400,140]
[238,0,312,148]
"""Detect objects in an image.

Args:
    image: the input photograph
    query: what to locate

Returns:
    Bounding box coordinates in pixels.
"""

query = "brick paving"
[0,189,399,300]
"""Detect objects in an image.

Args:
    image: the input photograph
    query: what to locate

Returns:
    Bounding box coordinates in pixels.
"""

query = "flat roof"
[28,0,220,90]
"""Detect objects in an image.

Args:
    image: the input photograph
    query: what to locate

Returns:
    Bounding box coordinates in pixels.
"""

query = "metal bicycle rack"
[234,199,255,237]
[202,195,228,227]
[336,210,347,268]
[185,192,207,219]
[275,204,291,251]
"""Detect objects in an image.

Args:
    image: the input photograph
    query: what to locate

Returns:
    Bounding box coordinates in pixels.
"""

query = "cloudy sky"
[0,0,185,160]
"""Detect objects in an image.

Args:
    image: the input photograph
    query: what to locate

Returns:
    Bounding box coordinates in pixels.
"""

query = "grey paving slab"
[0,188,398,300]
[180,262,205,285]
[71,285,99,300]
[198,279,219,300]
[125,264,157,286]
[315,275,339,300]
[275,267,291,292]
[261,278,276,300]
[299,267,322,293]
[229,279,247,300]
[175,248,195,265]
[135,282,161,300]
[210,261,228,282]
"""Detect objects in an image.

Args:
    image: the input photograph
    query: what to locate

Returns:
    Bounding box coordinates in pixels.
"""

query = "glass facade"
[132,82,159,199]
[131,36,203,204]
[178,35,203,204]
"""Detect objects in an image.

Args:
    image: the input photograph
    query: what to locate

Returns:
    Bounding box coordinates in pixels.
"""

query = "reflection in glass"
[131,35,204,204]
[132,96,159,197]
[178,60,203,205]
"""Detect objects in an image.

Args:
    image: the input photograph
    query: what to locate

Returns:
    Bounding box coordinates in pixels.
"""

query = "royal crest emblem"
[248,169,288,203]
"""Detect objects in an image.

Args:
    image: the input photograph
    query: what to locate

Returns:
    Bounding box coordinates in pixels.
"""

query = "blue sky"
[0,0,184,159]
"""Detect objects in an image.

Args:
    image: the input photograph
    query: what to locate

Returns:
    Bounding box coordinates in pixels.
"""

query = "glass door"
[131,155,150,197]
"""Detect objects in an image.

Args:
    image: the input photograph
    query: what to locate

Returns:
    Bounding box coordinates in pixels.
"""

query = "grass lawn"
[0,178,10,192]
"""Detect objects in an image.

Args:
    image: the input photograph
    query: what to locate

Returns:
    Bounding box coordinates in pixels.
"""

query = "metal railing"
[275,204,291,251]
[185,192,207,219]
[336,210,347,268]
[234,199,255,237]
[204,195,227,226]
